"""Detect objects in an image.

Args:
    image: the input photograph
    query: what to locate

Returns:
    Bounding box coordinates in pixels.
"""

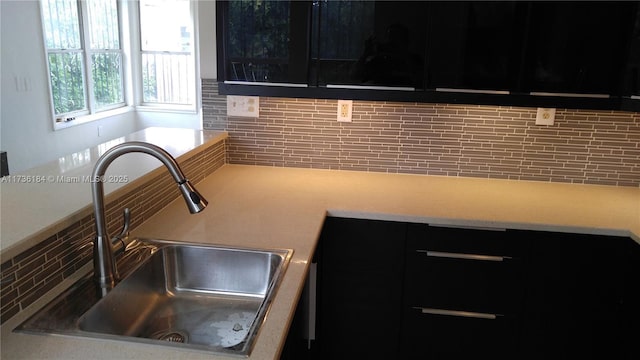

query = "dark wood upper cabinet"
[624,4,640,97]
[521,1,636,96]
[217,0,640,111]
[310,1,426,89]
[425,1,525,92]
[216,0,310,84]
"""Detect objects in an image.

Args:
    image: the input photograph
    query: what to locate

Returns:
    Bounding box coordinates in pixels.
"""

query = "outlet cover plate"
[337,100,352,122]
[227,96,259,117]
[535,108,556,125]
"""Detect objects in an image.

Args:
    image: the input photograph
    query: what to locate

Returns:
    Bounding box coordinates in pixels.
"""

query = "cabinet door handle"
[326,84,416,91]
[302,262,317,347]
[413,307,500,320]
[529,91,610,99]
[223,80,309,88]
[428,224,506,232]
[417,250,510,262]
[435,87,510,95]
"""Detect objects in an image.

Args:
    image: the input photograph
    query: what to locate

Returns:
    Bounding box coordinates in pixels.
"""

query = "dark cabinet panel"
[316,217,406,359]
[425,1,524,92]
[522,2,635,96]
[401,306,519,359]
[405,252,520,315]
[311,1,426,89]
[624,4,640,97]
[518,231,637,360]
[622,236,640,357]
[217,0,309,84]
[405,226,524,314]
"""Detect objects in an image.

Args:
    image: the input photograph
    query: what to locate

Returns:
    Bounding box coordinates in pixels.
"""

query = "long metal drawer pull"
[327,84,416,91]
[530,91,610,99]
[413,307,499,320]
[436,87,510,95]
[428,224,506,232]
[223,80,309,88]
[416,250,510,262]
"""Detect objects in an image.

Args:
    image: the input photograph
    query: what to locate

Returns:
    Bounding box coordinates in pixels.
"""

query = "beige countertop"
[2,164,639,359]
[0,127,227,259]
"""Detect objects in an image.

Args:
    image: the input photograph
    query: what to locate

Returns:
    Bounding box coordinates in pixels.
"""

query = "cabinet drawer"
[409,224,521,256]
[405,224,525,314]
[405,251,521,313]
[400,305,518,359]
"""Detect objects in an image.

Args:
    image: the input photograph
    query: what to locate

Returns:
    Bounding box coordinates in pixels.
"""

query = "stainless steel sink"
[15,238,293,357]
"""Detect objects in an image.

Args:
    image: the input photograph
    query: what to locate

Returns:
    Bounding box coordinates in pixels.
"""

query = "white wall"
[0,0,215,174]
[198,0,217,79]
[136,110,201,129]
[0,0,140,173]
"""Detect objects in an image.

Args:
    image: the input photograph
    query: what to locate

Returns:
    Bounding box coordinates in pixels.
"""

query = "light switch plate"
[535,108,556,125]
[227,96,260,117]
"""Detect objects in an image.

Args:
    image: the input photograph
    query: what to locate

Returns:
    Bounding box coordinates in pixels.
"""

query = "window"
[139,0,195,106]
[40,0,124,120]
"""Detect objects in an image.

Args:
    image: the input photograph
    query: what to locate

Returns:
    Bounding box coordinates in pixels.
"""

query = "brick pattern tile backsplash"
[202,79,639,187]
[0,140,226,324]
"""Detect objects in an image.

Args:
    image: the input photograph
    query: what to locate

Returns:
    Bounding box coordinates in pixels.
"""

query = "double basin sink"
[16,238,293,357]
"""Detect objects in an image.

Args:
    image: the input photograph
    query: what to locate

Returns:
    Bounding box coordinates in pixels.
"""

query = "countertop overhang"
[2,164,639,359]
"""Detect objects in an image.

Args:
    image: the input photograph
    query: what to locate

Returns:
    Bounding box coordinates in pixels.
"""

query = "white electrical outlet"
[227,96,260,117]
[535,108,556,126]
[337,100,352,122]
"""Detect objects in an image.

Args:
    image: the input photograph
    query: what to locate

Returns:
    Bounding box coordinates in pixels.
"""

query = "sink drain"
[151,330,187,343]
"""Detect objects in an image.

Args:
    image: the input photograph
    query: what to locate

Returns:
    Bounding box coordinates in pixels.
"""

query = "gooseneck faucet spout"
[91,141,208,296]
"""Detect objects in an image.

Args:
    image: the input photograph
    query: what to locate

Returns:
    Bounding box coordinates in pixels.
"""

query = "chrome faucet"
[91,141,208,297]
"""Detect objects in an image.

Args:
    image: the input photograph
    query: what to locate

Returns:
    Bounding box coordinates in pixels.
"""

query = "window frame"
[136,0,197,112]
[82,0,126,112]
[40,0,129,130]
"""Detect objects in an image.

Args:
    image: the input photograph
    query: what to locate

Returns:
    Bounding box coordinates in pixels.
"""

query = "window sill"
[136,104,197,114]
[53,106,135,131]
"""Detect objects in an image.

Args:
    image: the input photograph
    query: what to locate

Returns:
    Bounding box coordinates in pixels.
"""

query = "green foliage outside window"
[92,53,124,109]
[142,59,158,103]
[48,52,86,114]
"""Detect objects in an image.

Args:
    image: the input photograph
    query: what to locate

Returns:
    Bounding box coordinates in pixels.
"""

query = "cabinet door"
[522,2,635,96]
[311,1,426,89]
[317,217,406,359]
[401,306,519,360]
[425,1,524,92]
[218,0,309,84]
[621,237,640,358]
[624,4,640,98]
[519,232,632,360]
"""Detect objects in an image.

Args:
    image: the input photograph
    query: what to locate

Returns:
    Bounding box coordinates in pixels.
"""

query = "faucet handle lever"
[112,208,131,252]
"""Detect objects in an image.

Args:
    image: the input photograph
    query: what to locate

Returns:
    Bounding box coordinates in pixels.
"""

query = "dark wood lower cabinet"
[519,231,639,360]
[282,218,640,360]
[316,217,407,359]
